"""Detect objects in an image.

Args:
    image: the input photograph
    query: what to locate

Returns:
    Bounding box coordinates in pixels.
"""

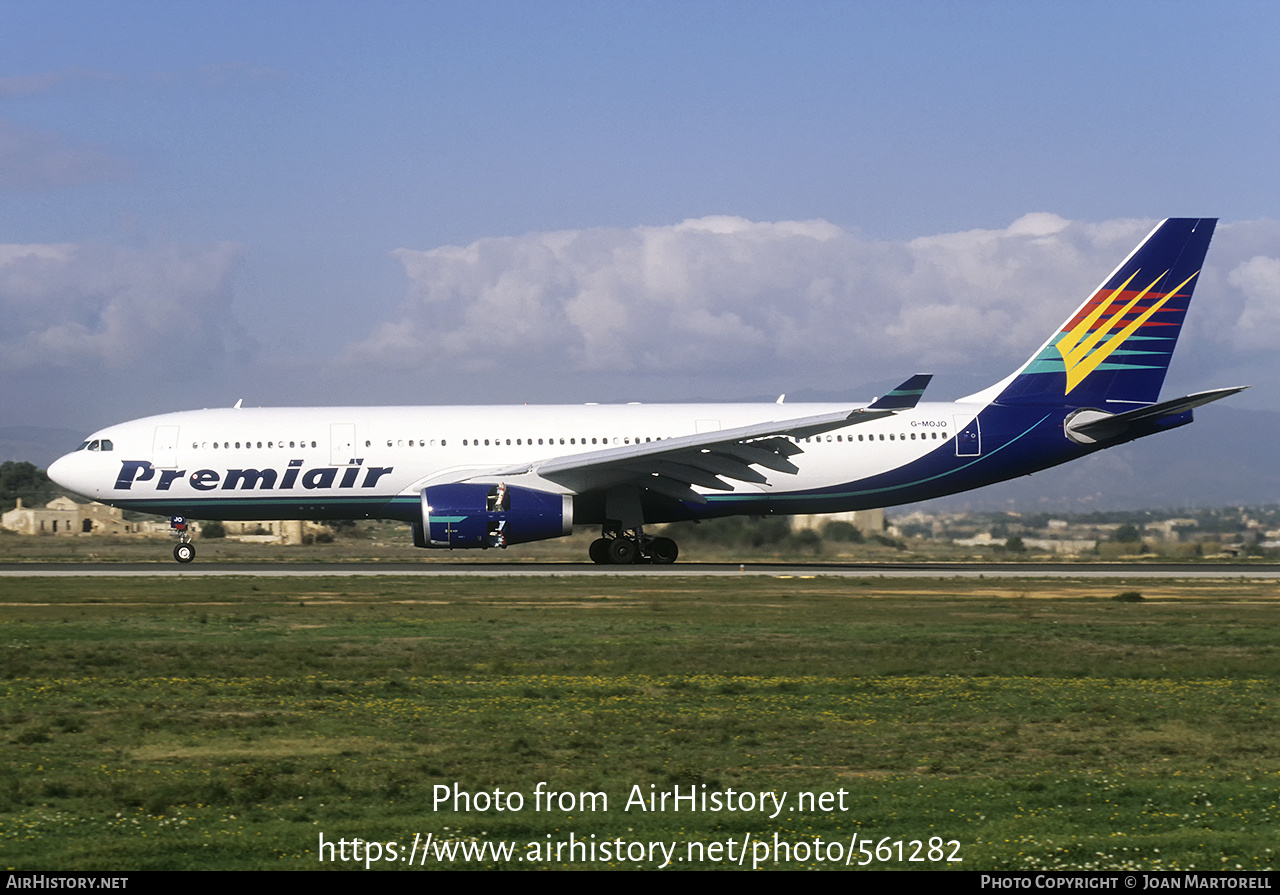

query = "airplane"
[47,217,1243,565]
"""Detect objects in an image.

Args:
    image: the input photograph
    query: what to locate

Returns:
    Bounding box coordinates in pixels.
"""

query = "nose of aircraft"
[47,450,94,499]
[47,452,72,488]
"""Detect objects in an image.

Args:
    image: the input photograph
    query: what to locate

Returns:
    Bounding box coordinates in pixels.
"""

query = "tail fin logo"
[1054,268,1199,395]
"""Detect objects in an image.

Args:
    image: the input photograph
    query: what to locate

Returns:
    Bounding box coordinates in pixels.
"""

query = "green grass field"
[2,574,1277,870]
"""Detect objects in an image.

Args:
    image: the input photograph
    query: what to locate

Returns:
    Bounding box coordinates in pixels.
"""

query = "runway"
[2,561,1279,578]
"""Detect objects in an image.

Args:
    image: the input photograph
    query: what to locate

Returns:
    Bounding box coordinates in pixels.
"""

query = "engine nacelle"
[412,483,573,549]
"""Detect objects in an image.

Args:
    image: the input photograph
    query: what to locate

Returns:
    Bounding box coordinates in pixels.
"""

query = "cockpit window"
[99,439,113,451]
[76,441,90,451]
[88,440,100,451]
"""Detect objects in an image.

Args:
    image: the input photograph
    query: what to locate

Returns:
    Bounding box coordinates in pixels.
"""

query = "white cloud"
[1227,255,1280,351]
[352,213,1277,400]
[0,241,250,373]
[5,216,1274,429]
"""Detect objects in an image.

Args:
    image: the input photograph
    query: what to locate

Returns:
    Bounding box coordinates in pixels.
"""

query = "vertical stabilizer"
[975,218,1216,408]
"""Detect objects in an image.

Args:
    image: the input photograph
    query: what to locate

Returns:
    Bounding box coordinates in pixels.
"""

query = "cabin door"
[153,426,180,468]
[330,424,357,466]
[953,415,981,457]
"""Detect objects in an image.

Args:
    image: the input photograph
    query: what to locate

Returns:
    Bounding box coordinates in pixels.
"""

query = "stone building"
[218,520,322,545]
[1,498,332,544]
[0,496,160,536]
[790,508,885,536]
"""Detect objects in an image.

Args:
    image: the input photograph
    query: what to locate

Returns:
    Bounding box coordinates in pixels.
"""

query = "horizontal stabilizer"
[1066,386,1247,443]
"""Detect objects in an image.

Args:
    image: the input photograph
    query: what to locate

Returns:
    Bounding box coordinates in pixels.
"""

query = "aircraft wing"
[477,375,932,503]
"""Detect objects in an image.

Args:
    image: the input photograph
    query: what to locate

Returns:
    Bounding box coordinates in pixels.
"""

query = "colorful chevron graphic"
[1054,269,1199,394]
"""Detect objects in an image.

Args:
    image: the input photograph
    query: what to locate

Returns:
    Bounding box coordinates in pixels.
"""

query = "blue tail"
[989,218,1217,409]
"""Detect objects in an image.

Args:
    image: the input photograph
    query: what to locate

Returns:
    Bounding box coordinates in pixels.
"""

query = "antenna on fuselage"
[233,398,243,409]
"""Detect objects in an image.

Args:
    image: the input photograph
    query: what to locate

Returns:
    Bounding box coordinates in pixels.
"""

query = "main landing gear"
[588,529,679,565]
[171,516,195,564]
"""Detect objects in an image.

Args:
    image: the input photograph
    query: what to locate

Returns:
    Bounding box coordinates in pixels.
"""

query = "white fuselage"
[48,401,980,522]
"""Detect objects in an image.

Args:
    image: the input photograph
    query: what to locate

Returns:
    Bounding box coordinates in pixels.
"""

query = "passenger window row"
[167,429,950,452]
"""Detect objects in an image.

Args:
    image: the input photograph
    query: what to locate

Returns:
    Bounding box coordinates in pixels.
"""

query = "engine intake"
[413,483,573,549]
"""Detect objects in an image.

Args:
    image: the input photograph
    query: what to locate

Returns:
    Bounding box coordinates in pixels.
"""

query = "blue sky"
[2,0,1277,432]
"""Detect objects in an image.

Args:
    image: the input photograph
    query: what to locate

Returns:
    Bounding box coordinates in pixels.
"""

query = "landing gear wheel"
[174,542,195,564]
[607,537,638,564]
[589,538,611,564]
[649,537,678,564]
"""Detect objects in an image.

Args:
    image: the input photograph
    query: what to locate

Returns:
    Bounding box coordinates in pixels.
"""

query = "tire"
[649,537,678,564]
[607,537,638,564]
[174,542,196,564]
[588,538,611,564]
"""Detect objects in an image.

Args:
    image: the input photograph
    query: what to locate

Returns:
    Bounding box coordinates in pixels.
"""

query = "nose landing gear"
[171,516,196,564]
